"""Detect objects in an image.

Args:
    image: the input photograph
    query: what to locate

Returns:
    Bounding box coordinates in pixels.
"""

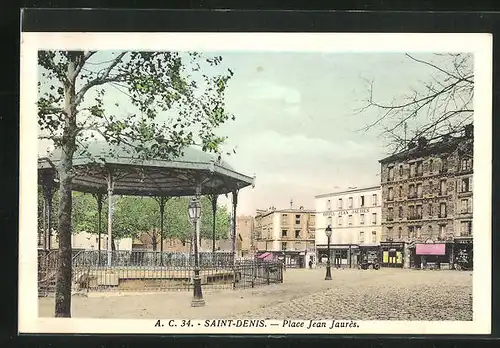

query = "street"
[38,267,472,321]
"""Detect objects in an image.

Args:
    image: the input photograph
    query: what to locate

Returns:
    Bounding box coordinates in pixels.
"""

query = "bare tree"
[357,53,473,153]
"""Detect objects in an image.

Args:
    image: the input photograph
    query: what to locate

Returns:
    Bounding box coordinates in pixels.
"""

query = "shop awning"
[257,252,273,261]
[416,243,446,255]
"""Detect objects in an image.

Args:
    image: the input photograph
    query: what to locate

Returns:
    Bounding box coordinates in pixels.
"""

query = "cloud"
[246,80,301,105]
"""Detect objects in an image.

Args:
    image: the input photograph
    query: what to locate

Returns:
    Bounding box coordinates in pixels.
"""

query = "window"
[337,215,343,226]
[360,195,365,207]
[360,214,365,225]
[399,165,404,176]
[440,180,447,196]
[410,163,416,177]
[371,213,377,225]
[338,198,343,209]
[388,166,394,181]
[416,205,422,219]
[281,214,288,224]
[281,229,288,237]
[440,158,448,173]
[388,187,394,201]
[386,227,393,241]
[348,215,353,225]
[398,206,403,219]
[429,181,434,194]
[372,194,377,206]
[458,178,471,193]
[429,159,434,173]
[440,203,447,218]
[461,158,472,171]
[388,207,394,221]
[328,216,333,227]
[408,226,414,239]
[371,231,377,243]
[295,215,301,225]
[428,225,433,238]
[428,203,433,217]
[281,242,287,251]
[359,231,365,243]
[348,197,353,208]
[409,206,415,220]
[439,225,446,239]
[416,161,423,176]
[461,199,468,214]
[295,230,301,238]
[326,199,331,210]
[417,183,423,198]
[409,184,416,198]
[398,227,402,239]
[460,221,472,236]
[398,186,403,198]
[416,226,422,239]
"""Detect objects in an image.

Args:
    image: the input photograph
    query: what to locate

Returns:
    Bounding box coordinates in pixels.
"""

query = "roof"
[38,142,255,197]
[315,185,381,199]
[255,208,315,218]
[378,135,471,165]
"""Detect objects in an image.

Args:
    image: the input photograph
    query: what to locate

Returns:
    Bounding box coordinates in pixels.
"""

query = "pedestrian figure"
[308,259,313,269]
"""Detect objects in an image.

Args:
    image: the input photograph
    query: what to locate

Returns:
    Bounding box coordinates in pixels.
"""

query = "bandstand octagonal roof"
[38,142,255,197]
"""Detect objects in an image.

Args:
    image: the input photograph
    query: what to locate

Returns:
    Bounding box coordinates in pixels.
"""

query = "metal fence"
[38,250,283,296]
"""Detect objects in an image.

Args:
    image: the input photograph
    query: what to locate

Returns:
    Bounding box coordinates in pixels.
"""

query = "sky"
[38,51,443,216]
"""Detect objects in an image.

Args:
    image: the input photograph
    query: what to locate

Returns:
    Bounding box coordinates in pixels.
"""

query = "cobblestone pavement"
[38,268,472,321]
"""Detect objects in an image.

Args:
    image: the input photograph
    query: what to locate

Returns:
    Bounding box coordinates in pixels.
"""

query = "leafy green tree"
[38,50,235,317]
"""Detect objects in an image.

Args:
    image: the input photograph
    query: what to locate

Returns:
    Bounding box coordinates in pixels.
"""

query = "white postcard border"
[19,32,492,335]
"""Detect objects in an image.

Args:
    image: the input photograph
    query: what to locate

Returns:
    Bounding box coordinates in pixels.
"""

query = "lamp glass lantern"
[188,197,202,222]
[325,225,332,238]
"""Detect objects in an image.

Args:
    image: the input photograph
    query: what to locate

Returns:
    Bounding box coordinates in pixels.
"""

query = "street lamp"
[325,225,332,280]
[188,197,205,307]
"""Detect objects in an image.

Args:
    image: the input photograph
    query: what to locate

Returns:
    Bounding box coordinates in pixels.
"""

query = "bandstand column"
[107,169,114,267]
[231,189,239,264]
[93,192,104,265]
[209,194,218,254]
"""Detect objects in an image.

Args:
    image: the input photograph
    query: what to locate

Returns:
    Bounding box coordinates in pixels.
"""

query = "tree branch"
[74,52,128,108]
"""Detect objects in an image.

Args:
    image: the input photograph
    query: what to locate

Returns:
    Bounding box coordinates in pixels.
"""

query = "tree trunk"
[55,53,78,318]
[55,144,75,317]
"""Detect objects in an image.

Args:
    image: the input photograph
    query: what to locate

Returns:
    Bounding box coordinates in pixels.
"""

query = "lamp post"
[325,225,332,280]
[188,197,205,307]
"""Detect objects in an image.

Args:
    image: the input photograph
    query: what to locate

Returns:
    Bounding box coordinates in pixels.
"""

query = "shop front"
[316,244,358,268]
[453,237,473,270]
[407,241,455,270]
[380,241,405,268]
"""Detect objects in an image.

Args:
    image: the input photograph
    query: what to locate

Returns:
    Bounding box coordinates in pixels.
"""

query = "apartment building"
[254,205,316,268]
[315,186,382,268]
[379,124,474,269]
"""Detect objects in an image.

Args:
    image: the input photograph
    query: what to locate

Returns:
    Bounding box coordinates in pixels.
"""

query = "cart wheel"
[455,264,462,271]
[374,263,380,270]
[368,264,373,270]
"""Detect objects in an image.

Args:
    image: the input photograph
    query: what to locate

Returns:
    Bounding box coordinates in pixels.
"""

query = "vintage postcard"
[19,32,492,335]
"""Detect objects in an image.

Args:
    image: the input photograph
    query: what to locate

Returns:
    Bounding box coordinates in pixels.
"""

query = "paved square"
[38,268,472,321]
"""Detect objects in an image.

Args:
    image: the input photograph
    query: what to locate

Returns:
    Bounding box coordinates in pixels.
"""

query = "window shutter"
[469,177,473,192]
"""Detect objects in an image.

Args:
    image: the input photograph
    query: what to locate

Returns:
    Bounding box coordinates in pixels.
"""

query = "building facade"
[254,206,316,268]
[236,215,255,257]
[379,124,474,269]
[315,186,382,268]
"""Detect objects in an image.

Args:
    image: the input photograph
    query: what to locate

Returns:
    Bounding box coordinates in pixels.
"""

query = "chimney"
[417,137,428,149]
[464,124,473,138]
[290,199,293,209]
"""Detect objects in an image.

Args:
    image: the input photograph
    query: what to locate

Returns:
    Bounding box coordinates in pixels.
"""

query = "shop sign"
[323,208,371,217]
[416,243,446,255]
